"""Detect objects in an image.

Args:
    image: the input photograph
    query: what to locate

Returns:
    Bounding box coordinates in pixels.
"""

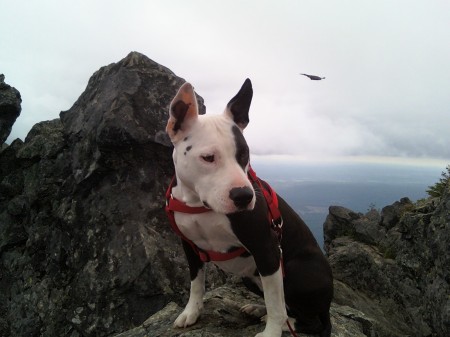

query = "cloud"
[2,0,449,161]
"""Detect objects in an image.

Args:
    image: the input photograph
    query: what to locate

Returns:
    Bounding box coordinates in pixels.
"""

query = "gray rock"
[16,119,65,160]
[0,74,22,145]
[0,52,218,337]
[325,189,450,336]
[114,285,266,337]
[380,197,413,229]
[324,206,386,247]
[112,284,382,337]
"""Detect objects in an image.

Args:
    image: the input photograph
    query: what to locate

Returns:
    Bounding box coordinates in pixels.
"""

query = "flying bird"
[300,73,325,80]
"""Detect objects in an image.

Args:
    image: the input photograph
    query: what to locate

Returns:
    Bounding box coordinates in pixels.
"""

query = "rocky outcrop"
[0,74,22,145]
[1,52,448,337]
[324,192,450,336]
[112,283,392,337]
[0,52,216,337]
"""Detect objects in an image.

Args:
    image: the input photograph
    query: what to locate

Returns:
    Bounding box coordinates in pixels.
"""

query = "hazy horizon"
[250,157,446,248]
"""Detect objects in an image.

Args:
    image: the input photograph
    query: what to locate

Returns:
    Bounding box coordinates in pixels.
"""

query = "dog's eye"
[201,155,215,163]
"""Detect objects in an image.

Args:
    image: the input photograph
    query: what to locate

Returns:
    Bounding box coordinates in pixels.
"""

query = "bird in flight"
[300,73,325,80]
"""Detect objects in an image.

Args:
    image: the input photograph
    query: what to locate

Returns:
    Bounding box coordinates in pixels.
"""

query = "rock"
[0,52,219,337]
[324,206,385,246]
[16,119,65,160]
[380,197,413,229]
[59,51,205,185]
[0,74,22,145]
[112,283,382,337]
[324,189,450,336]
[113,284,266,337]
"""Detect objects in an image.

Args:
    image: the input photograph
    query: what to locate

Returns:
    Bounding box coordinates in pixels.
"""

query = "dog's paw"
[173,308,200,328]
[254,324,283,337]
[254,331,280,337]
[240,304,267,318]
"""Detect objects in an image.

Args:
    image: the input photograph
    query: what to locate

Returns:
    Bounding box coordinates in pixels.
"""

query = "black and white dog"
[165,79,333,337]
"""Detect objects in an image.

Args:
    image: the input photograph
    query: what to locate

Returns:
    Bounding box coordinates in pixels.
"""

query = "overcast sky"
[1,0,449,164]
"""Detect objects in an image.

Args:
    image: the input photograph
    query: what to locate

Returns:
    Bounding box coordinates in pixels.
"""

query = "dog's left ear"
[225,78,253,130]
[167,82,199,143]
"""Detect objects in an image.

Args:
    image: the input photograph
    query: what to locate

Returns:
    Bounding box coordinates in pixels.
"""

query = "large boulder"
[0,52,217,337]
[0,74,22,145]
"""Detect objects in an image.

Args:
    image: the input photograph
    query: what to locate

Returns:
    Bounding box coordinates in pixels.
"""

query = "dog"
[165,79,333,337]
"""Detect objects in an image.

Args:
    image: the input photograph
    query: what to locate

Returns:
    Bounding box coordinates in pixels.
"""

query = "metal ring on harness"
[271,216,283,240]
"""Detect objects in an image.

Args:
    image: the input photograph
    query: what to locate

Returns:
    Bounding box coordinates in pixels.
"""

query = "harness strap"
[247,167,285,277]
[165,167,283,263]
[248,167,283,241]
[165,177,247,262]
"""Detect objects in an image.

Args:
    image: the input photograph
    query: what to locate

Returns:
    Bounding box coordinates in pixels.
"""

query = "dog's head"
[166,79,256,214]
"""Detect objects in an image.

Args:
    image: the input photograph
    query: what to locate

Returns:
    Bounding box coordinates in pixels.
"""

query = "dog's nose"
[229,187,254,209]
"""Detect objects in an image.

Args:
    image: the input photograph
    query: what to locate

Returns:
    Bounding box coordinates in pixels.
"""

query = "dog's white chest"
[174,211,258,278]
[174,212,240,252]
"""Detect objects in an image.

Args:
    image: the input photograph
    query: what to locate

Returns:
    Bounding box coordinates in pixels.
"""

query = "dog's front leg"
[174,240,205,328]
[174,267,205,327]
[256,264,287,337]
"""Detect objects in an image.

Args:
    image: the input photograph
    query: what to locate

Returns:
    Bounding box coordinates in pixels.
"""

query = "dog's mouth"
[226,207,251,215]
[202,200,254,214]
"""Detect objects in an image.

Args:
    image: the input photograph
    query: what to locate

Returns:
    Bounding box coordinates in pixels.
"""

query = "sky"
[1,0,449,166]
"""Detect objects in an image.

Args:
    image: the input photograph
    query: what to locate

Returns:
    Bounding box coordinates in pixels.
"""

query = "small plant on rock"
[426,165,450,198]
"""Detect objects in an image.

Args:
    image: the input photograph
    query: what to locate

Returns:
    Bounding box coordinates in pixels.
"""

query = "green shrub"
[427,165,450,198]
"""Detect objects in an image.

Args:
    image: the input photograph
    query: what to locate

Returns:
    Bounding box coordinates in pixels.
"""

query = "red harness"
[164,166,283,263]
[165,166,298,336]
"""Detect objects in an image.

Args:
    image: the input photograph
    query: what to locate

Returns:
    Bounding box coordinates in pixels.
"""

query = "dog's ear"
[167,82,199,143]
[225,78,253,130]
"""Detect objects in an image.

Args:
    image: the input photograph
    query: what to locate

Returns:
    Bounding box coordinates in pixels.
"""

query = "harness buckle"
[271,216,284,241]
[271,216,283,230]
